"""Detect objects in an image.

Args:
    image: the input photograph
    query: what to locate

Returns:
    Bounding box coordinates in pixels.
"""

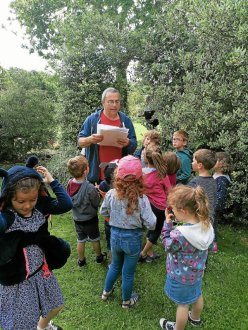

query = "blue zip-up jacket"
[78,108,137,183]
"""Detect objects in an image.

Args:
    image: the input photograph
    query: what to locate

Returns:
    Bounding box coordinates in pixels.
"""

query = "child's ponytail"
[145,147,167,178]
[167,185,211,229]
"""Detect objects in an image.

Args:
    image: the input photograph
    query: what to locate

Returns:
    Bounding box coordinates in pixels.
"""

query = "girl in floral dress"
[0,157,72,330]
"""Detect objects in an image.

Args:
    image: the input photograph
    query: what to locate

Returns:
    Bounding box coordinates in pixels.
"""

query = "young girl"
[134,130,161,167]
[163,151,181,187]
[100,155,156,308]
[0,157,72,330]
[160,185,214,330]
[139,146,172,262]
[213,152,232,250]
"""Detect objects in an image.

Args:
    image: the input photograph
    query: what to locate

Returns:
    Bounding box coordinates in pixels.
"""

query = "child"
[163,151,181,187]
[213,152,232,250]
[160,185,214,330]
[0,156,72,330]
[134,130,161,167]
[188,149,217,225]
[139,146,172,262]
[100,155,156,308]
[172,130,193,184]
[98,161,118,262]
[67,155,106,267]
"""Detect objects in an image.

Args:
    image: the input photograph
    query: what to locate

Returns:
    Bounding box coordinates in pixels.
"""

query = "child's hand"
[165,208,175,224]
[36,166,54,184]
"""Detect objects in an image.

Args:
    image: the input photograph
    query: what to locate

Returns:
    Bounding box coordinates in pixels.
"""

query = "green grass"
[50,214,248,330]
[134,122,147,147]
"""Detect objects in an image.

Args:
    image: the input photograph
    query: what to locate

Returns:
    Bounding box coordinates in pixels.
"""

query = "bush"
[137,0,248,223]
[46,144,81,186]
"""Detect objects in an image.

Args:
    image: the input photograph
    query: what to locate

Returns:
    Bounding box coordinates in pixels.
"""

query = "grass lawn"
[50,213,248,330]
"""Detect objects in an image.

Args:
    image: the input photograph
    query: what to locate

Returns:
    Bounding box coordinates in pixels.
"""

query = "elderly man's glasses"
[107,100,120,105]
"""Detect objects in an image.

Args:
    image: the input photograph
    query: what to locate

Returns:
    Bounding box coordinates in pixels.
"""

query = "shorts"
[74,216,100,243]
[146,204,165,244]
[165,275,202,305]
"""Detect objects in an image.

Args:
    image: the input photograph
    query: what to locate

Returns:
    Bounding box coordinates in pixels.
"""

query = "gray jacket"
[71,180,100,221]
[100,189,156,230]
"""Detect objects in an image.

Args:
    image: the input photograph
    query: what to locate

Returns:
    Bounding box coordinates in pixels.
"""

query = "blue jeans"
[104,227,142,301]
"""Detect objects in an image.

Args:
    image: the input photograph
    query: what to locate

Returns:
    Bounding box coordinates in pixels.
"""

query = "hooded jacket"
[176,148,193,184]
[161,222,214,285]
[67,179,100,221]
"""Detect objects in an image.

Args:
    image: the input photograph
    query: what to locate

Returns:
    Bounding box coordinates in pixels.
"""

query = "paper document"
[97,123,129,147]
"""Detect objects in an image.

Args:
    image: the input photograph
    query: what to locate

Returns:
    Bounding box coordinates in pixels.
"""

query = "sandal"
[122,293,139,309]
[101,287,114,301]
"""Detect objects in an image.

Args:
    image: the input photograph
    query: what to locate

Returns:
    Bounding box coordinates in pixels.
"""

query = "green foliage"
[0,67,58,161]
[10,0,248,221]
[11,0,163,144]
[136,0,248,222]
[46,144,80,186]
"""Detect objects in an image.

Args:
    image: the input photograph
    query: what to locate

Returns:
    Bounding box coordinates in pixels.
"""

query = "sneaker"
[122,292,139,309]
[210,242,218,253]
[77,258,86,267]
[138,254,147,262]
[45,320,63,330]
[159,319,175,330]
[188,311,202,326]
[96,252,107,264]
[146,253,160,263]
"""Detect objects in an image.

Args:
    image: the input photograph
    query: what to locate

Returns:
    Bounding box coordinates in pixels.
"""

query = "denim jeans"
[104,227,142,301]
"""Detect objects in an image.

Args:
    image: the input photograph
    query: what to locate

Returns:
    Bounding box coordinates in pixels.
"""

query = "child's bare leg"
[92,240,102,256]
[77,242,85,260]
[37,305,63,329]
[175,304,189,330]
[140,239,153,257]
[191,295,203,320]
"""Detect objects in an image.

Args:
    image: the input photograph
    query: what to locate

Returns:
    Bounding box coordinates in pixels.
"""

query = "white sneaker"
[45,321,63,330]
[159,319,176,330]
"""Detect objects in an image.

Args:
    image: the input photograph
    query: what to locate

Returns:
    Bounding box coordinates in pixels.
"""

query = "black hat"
[0,156,42,202]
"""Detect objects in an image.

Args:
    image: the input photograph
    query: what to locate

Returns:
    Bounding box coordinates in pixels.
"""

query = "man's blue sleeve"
[125,117,137,154]
[78,115,92,138]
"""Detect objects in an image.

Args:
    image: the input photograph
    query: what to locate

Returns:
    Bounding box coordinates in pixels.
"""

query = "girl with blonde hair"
[160,185,214,330]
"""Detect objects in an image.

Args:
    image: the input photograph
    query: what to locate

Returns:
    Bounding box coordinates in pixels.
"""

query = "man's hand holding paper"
[97,123,129,148]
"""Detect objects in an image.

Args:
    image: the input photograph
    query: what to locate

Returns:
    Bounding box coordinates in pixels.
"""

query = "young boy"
[172,130,193,184]
[134,130,161,167]
[188,149,217,223]
[67,155,106,267]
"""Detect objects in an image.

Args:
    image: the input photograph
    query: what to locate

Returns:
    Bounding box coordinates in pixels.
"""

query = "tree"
[11,0,162,143]
[136,0,248,221]
[0,67,57,161]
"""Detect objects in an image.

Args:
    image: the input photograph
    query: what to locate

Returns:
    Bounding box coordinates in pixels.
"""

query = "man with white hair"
[78,87,137,183]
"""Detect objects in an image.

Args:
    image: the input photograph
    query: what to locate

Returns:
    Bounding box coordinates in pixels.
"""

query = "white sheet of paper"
[97,123,129,147]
